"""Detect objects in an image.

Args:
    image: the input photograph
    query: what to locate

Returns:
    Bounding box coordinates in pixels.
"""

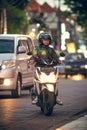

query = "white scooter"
[31,56,60,116]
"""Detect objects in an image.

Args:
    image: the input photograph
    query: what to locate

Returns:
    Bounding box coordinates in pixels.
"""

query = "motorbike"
[31,56,60,116]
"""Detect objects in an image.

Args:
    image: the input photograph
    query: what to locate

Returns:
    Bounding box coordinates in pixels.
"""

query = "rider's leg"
[56,89,63,105]
[56,98,63,105]
[31,86,38,104]
[32,96,38,104]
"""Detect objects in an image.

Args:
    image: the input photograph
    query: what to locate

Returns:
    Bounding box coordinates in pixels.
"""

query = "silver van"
[0,34,35,97]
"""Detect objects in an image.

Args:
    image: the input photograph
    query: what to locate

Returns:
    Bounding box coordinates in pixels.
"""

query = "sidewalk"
[56,115,87,130]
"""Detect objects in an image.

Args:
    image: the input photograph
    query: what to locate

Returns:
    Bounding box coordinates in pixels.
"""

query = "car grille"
[73,64,79,68]
[66,61,84,67]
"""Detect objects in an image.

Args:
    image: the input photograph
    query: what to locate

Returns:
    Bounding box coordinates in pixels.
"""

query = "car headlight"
[65,65,72,69]
[2,60,16,69]
[85,64,87,69]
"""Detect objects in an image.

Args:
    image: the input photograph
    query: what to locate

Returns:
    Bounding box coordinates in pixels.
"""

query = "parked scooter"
[31,56,60,116]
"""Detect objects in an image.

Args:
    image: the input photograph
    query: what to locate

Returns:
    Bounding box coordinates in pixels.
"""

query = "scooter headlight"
[36,67,58,83]
[39,72,58,83]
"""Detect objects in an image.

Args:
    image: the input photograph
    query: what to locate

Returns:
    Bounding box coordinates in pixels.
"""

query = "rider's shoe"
[56,98,63,105]
[32,96,38,104]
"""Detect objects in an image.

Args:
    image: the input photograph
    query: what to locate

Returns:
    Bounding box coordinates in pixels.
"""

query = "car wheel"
[11,76,21,98]
[84,73,87,78]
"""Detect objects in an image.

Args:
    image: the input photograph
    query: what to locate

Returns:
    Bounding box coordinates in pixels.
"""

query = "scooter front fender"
[42,84,55,92]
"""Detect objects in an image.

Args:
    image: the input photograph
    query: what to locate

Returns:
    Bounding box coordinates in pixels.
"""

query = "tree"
[64,0,87,34]
[0,0,29,10]
[0,0,29,33]
[7,6,27,33]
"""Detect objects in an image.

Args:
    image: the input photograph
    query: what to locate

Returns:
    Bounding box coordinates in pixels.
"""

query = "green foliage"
[64,0,87,33]
[0,0,29,10]
[0,0,29,33]
[7,6,27,33]
[62,10,71,18]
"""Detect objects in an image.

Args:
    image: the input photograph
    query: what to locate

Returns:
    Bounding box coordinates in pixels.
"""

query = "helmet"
[38,32,52,44]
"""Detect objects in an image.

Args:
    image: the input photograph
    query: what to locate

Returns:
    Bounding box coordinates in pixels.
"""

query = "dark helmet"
[38,32,52,44]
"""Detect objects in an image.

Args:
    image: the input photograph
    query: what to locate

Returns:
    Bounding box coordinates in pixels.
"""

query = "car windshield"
[66,53,84,61]
[0,39,14,53]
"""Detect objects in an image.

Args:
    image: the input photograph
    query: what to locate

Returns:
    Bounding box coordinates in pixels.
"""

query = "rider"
[30,32,63,105]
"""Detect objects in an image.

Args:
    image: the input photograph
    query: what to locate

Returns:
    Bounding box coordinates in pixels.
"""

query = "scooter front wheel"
[43,103,53,116]
[42,89,54,116]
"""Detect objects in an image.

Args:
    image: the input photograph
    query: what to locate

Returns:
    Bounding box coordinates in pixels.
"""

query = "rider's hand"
[29,59,35,64]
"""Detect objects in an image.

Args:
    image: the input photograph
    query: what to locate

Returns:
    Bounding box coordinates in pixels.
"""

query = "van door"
[17,37,34,88]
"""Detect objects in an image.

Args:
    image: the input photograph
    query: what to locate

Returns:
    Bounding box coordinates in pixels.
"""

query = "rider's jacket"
[32,44,58,60]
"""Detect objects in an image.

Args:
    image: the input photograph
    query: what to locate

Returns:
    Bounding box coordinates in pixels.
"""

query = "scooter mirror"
[60,52,65,57]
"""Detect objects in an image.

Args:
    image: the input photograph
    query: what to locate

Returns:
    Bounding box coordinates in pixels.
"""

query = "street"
[0,76,87,130]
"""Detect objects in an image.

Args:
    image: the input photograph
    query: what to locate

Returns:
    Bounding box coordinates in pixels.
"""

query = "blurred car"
[0,34,35,97]
[56,62,65,75]
[55,52,65,75]
[65,53,87,78]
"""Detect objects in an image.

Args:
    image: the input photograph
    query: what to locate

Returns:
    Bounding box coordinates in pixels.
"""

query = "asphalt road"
[0,76,87,130]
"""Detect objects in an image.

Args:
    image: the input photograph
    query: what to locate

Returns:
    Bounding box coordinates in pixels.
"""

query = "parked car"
[65,53,87,78]
[0,34,35,97]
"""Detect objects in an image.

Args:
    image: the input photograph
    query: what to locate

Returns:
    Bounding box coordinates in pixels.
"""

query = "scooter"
[31,56,59,116]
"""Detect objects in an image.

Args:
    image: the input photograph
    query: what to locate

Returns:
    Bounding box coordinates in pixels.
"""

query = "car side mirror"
[17,46,26,54]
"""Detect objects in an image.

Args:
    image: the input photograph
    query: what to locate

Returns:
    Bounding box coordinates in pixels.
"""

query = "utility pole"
[57,0,61,50]
[0,9,3,34]
[0,8,7,34]
[3,8,7,34]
